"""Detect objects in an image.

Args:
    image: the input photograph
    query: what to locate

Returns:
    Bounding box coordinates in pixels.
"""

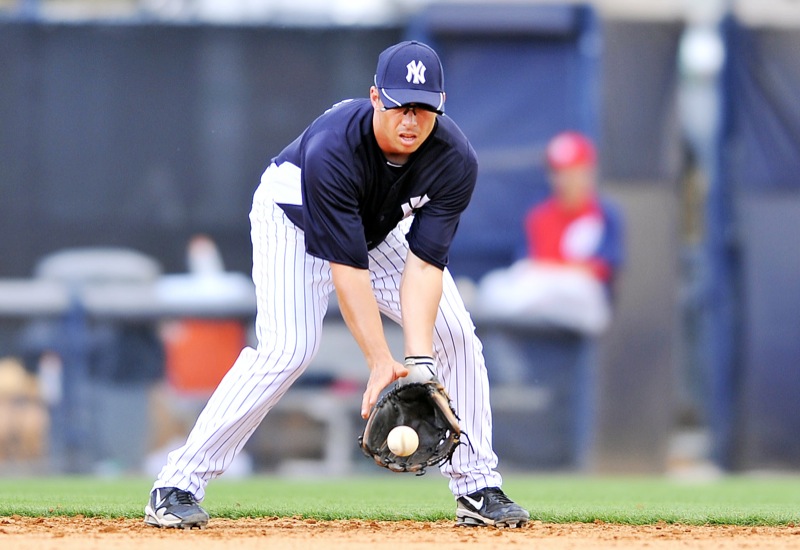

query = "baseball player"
[144,40,529,529]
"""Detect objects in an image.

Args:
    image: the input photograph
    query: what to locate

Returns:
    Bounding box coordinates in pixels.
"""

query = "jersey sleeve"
[300,131,370,268]
[405,151,478,269]
[596,199,625,274]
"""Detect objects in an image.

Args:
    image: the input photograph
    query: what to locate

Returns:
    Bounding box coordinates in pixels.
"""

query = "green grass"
[0,474,799,526]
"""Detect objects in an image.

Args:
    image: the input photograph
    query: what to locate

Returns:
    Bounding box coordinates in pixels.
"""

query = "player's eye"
[402,104,438,115]
[381,104,437,115]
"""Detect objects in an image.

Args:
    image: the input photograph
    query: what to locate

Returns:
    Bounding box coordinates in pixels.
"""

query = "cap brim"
[379,88,445,114]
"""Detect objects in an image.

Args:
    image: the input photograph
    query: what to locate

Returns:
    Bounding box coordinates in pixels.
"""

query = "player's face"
[370,87,438,164]
[550,165,596,210]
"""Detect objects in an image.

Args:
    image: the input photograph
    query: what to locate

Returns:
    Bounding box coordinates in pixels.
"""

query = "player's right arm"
[330,262,408,418]
[298,116,409,415]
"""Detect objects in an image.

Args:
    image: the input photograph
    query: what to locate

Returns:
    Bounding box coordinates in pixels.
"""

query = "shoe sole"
[144,514,208,529]
[456,510,529,528]
[144,506,208,529]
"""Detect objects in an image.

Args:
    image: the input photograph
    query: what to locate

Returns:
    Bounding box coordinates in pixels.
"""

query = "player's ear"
[369,86,381,109]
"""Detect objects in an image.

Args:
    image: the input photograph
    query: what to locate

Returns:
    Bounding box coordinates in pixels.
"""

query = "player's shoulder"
[528,197,560,219]
[313,98,372,130]
[323,97,366,114]
[434,115,472,149]
[598,195,620,211]
[429,115,478,168]
[598,195,625,226]
[304,98,372,151]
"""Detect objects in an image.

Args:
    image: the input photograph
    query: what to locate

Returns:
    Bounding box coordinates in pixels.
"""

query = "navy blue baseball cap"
[374,41,445,114]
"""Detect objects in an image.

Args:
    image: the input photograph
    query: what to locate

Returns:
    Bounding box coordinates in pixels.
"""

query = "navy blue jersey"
[271,98,478,270]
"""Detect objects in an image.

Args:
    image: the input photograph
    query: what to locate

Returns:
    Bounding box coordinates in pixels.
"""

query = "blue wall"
[411,4,600,280]
[0,23,402,277]
[709,17,800,469]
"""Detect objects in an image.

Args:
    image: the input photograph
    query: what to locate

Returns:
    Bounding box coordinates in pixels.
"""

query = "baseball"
[387,425,419,456]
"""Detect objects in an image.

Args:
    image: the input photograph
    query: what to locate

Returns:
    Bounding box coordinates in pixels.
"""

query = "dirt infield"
[2,516,800,549]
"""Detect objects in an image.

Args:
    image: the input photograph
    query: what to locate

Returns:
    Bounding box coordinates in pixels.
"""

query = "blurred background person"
[0,357,49,469]
[477,131,625,337]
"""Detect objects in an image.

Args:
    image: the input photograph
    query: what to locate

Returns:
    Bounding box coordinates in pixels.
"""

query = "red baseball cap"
[546,131,597,170]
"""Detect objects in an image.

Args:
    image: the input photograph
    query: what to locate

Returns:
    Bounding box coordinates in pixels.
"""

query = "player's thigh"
[368,226,408,324]
[434,268,480,355]
[251,201,333,355]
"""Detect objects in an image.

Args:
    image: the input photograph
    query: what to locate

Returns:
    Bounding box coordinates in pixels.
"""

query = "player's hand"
[361,359,408,419]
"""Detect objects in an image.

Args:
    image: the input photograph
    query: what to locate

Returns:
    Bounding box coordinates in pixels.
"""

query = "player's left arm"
[400,138,476,360]
[331,262,409,418]
[585,199,626,282]
[400,250,443,358]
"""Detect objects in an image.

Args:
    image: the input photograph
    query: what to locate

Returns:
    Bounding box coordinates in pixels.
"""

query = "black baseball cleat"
[456,487,530,528]
[144,487,209,529]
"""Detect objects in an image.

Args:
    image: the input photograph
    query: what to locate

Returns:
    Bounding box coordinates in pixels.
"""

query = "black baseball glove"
[358,357,461,474]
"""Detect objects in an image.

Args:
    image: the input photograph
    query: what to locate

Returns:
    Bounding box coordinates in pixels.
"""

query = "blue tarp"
[710,17,800,469]
[411,4,601,280]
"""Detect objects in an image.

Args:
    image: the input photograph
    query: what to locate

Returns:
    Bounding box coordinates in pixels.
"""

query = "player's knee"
[436,316,479,351]
[244,345,315,375]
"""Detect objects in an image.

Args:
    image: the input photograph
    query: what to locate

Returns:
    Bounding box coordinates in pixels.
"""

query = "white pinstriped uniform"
[153,164,503,501]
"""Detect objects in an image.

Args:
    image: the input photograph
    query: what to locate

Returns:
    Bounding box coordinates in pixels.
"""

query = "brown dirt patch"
[2,516,800,549]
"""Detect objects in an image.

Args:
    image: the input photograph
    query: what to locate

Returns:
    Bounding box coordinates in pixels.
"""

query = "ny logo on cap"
[406,60,427,85]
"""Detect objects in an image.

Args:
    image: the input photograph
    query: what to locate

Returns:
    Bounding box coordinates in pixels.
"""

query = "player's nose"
[401,110,418,125]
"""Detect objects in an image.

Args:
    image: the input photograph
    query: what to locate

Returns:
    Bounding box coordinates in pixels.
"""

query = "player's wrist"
[401,356,437,384]
[404,355,434,364]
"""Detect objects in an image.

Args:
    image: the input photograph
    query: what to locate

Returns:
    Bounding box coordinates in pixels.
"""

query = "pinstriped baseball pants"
[153,176,503,500]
